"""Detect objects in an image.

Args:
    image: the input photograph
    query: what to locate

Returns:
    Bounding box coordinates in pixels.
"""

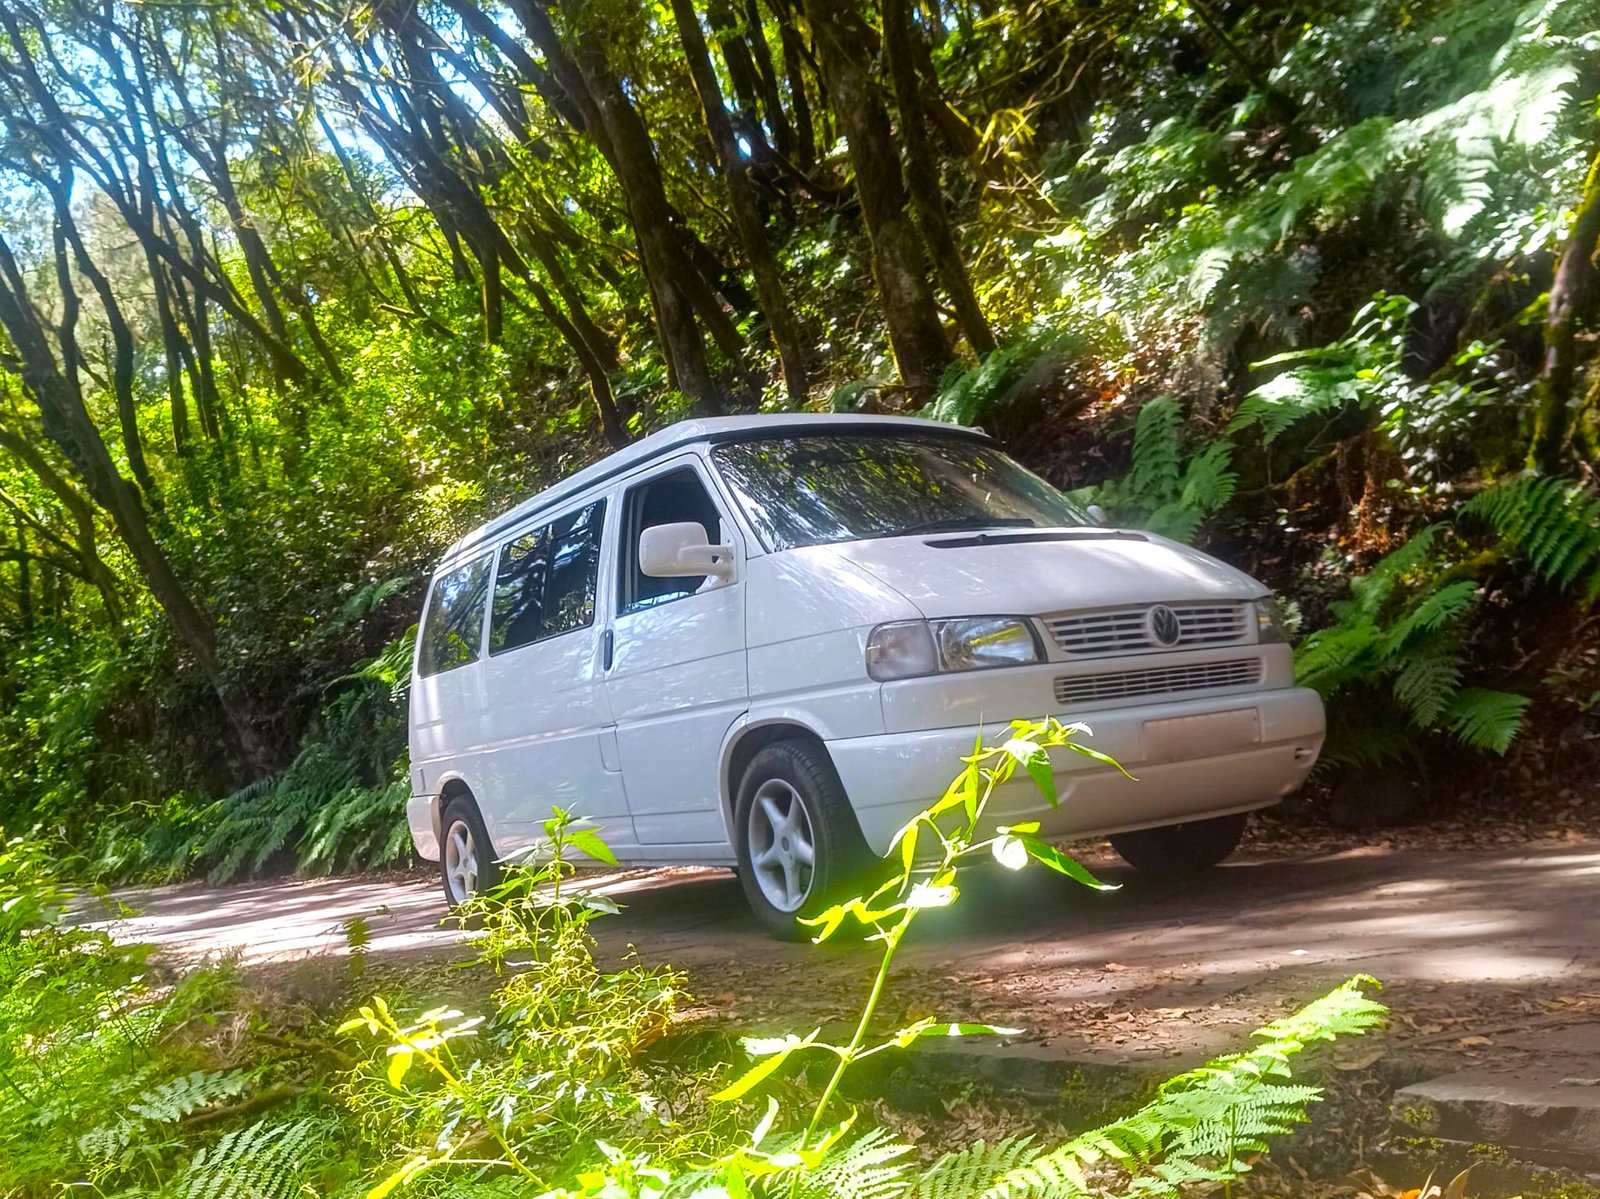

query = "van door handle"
[601,628,614,672]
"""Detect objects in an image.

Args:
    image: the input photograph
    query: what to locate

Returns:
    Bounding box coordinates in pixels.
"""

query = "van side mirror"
[639,522,735,581]
[1086,504,1108,526]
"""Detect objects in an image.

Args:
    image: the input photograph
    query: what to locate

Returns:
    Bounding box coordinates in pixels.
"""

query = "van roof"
[439,412,987,566]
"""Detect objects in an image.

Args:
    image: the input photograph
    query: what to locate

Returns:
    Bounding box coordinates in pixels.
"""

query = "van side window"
[620,468,724,614]
[490,500,606,655]
[418,554,491,677]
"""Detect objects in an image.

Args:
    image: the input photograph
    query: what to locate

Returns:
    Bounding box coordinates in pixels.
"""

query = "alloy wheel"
[747,779,816,912]
[443,818,478,904]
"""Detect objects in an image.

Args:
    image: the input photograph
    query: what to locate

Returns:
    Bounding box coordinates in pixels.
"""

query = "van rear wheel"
[734,740,871,940]
[440,794,500,908]
[1109,812,1248,875]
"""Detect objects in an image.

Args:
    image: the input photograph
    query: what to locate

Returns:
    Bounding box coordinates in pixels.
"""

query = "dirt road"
[99,836,1600,1069]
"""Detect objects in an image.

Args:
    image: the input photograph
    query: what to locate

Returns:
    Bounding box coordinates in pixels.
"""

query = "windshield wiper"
[896,517,1037,536]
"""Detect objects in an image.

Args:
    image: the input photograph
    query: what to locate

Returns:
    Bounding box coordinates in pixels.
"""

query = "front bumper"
[407,794,439,861]
[827,686,1325,855]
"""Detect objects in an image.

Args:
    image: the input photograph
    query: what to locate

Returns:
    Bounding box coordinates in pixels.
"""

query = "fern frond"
[1445,688,1530,754]
[1231,364,1359,443]
[1127,397,1184,500]
[1386,580,1480,642]
[792,1128,913,1199]
[981,978,1385,1199]
[177,1117,329,1199]
[128,1069,252,1124]
[916,1137,1036,1199]
[1462,476,1600,601]
[1389,640,1464,728]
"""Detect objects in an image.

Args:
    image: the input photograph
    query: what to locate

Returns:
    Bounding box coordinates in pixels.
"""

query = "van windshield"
[711,434,1088,552]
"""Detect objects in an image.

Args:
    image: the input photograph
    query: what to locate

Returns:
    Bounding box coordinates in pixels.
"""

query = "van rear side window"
[490,500,606,655]
[418,555,491,677]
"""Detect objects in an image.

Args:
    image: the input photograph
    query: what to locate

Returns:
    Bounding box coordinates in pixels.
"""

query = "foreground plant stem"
[804,923,906,1144]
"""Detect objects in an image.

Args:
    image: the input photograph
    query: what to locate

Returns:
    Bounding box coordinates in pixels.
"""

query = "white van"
[407,414,1323,936]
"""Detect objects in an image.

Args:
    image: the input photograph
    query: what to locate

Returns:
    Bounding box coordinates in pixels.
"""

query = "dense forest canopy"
[0,0,1596,877]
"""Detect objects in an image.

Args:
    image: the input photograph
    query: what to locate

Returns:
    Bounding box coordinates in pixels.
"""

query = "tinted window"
[489,529,550,655]
[544,501,605,636]
[418,554,491,677]
[620,469,724,615]
[711,435,1087,552]
[490,500,605,655]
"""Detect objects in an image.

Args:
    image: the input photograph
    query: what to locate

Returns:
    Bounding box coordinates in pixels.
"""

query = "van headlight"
[1254,596,1292,644]
[866,617,1042,681]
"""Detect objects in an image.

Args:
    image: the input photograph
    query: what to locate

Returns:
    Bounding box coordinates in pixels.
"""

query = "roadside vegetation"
[0,0,1596,877]
[1,724,1393,1198]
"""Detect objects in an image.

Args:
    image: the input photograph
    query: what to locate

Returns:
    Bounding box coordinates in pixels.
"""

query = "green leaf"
[992,834,1029,870]
[366,1153,437,1199]
[1018,835,1119,891]
[899,820,920,876]
[712,1031,818,1101]
[1065,738,1136,780]
[897,1020,1023,1046]
[386,1046,414,1088]
[565,828,619,866]
[1002,737,1058,806]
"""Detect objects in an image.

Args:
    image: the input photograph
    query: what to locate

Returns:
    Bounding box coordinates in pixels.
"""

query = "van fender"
[716,709,840,842]
[429,768,477,844]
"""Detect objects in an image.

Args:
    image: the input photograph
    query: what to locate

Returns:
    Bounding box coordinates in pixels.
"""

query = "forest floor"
[100,827,1600,1064]
[90,810,1600,1188]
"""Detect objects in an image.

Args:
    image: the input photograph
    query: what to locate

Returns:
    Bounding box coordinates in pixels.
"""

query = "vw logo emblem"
[1147,605,1182,647]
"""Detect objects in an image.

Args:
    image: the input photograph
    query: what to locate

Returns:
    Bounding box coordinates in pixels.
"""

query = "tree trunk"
[705,0,776,160]
[520,278,629,447]
[0,424,126,623]
[535,0,729,413]
[47,179,156,495]
[673,0,809,403]
[741,0,796,161]
[882,0,994,355]
[1530,154,1600,474]
[0,234,274,771]
[803,0,950,402]
[768,0,818,168]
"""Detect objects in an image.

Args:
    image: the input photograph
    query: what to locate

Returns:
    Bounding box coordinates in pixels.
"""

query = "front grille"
[1046,603,1249,657]
[1054,658,1262,707]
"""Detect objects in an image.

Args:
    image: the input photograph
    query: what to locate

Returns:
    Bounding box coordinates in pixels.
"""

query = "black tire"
[439,793,501,909]
[733,740,872,940]
[1109,812,1248,875]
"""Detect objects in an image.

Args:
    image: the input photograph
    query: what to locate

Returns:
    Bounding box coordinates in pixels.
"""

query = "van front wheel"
[734,740,870,940]
[1109,812,1248,875]
[440,794,500,908]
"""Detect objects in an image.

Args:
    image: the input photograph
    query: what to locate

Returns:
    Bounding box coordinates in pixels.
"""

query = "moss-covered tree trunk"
[804,0,950,403]
[674,0,810,404]
[1529,155,1600,474]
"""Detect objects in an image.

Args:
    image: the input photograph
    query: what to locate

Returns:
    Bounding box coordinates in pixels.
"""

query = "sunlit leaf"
[1018,835,1119,891]
[386,1045,414,1088]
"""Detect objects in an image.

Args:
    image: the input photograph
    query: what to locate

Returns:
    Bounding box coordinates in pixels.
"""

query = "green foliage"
[187,634,414,883]
[340,809,700,1195]
[128,1069,254,1124]
[1079,397,1237,543]
[174,1117,334,1199]
[1462,476,1600,602]
[926,335,1085,429]
[981,978,1386,1198]
[916,1137,1038,1199]
[0,829,71,938]
[1162,0,1595,306]
[1294,529,1529,763]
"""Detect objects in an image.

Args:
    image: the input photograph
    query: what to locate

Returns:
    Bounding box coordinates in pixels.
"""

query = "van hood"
[821,528,1265,619]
